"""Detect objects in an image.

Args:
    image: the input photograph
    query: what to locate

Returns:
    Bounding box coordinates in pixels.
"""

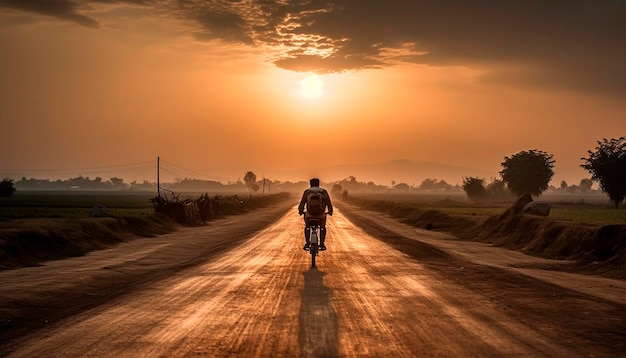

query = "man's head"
[310,178,320,187]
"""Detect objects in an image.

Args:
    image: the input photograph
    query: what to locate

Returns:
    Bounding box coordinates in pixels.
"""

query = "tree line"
[2,137,625,208]
[462,137,626,209]
[0,174,311,196]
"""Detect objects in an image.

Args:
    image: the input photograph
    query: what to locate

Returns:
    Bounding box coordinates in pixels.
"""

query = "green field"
[349,192,626,226]
[2,191,624,225]
[429,206,626,226]
[0,191,290,220]
[0,191,156,218]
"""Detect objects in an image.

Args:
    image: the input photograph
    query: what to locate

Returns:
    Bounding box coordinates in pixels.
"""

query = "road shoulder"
[338,203,626,305]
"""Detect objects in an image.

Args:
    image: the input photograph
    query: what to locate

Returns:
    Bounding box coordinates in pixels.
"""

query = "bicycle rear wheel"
[310,244,317,267]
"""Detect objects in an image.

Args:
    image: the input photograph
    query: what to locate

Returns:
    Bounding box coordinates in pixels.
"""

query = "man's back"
[299,186,332,216]
[298,178,333,251]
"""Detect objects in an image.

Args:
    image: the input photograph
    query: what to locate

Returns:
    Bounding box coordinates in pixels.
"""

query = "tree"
[110,177,126,189]
[581,137,626,209]
[462,177,486,202]
[418,178,453,191]
[499,149,555,196]
[394,183,411,191]
[243,171,257,192]
[0,178,16,197]
[486,178,508,198]
[331,184,343,196]
[579,178,593,193]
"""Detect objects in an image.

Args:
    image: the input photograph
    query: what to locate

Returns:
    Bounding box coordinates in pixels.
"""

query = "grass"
[0,191,246,219]
[349,192,626,226]
[0,191,155,218]
[0,191,293,219]
[425,206,625,226]
[343,193,626,279]
[549,207,626,226]
[427,206,506,217]
[0,191,293,270]
[0,214,178,269]
[0,207,153,219]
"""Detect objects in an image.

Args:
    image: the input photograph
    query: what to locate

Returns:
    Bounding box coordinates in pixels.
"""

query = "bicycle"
[306,219,322,267]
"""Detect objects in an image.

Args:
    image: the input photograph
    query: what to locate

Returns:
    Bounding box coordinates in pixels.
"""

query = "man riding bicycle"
[298,178,333,251]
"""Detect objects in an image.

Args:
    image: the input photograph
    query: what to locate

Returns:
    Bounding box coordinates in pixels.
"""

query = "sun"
[300,73,324,98]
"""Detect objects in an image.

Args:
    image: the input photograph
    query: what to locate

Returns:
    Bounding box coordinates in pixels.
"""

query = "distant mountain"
[313,159,496,186]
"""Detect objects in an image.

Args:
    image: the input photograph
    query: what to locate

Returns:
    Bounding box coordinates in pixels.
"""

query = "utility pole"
[157,156,160,198]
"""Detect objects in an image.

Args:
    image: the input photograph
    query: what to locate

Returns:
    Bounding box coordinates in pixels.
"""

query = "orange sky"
[1,1,625,186]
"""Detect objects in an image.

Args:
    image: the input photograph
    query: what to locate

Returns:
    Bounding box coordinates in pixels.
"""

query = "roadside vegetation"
[0,178,16,197]
[350,192,625,226]
[0,192,156,219]
[0,191,292,270]
[2,137,624,274]
[342,192,625,279]
[581,136,626,209]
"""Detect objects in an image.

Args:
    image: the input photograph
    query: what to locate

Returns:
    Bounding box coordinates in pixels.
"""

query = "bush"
[462,177,486,202]
[0,178,16,197]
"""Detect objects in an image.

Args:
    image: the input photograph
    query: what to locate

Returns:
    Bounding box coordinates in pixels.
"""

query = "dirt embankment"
[343,196,626,279]
[3,192,624,278]
[0,193,292,270]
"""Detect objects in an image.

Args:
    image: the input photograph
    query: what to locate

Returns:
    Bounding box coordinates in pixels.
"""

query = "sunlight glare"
[300,74,324,98]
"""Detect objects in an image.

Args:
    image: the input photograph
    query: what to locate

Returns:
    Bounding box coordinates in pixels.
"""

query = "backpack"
[306,191,325,215]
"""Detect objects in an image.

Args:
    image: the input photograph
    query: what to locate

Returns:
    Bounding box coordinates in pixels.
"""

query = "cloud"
[167,0,626,96]
[190,7,253,44]
[2,0,625,96]
[0,0,99,27]
[0,0,151,28]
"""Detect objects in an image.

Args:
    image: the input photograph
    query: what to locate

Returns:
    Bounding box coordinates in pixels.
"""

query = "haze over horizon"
[0,157,599,189]
[1,1,625,187]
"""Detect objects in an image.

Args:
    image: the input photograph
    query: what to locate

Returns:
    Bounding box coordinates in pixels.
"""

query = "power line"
[1,158,218,182]
[0,160,155,173]
[159,166,185,177]
[0,161,156,181]
[159,159,213,180]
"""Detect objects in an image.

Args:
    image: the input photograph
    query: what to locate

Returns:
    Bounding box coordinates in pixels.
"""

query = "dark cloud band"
[2,0,624,96]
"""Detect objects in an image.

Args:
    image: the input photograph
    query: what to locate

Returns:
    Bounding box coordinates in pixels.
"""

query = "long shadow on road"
[299,268,339,358]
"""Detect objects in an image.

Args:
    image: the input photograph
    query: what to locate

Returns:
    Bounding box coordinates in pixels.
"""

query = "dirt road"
[1,203,625,357]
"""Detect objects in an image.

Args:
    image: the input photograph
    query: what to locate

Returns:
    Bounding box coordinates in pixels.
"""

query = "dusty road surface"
[1,202,625,357]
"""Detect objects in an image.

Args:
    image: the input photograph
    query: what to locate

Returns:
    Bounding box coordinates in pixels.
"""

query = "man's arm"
[324,189,333,215]
[298,189,308,215]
